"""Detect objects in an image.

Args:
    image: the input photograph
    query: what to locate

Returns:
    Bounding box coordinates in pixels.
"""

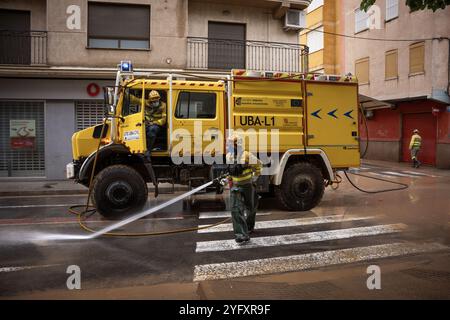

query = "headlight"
[66,163,75,179]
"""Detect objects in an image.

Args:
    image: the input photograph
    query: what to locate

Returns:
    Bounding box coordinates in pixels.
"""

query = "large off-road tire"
[275,162,324,211]
[91,165,148,219]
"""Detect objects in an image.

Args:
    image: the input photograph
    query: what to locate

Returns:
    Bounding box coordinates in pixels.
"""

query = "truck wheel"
[275,162,324,211]
[91,165,148,219]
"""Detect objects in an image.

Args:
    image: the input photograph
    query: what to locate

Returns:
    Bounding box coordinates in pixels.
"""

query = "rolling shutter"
[0,100,45,177]
[75,100,105,131]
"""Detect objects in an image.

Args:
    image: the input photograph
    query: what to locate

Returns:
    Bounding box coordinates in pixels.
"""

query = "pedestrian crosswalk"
[349,166,440,179]
[193,211,447,282]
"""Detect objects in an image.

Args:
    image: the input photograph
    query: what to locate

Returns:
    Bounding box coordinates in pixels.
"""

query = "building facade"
[299,0,345,74]
[341,0,450,168]
[0,0,311,179]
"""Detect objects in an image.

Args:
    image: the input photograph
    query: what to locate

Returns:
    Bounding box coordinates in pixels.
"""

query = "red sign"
[10,137,35,149]
[87,83,101,97]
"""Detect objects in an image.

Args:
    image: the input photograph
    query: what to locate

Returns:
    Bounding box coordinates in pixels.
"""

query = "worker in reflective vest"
[226,134,262,244]
[144,90,166,160]
[409,129,422,168]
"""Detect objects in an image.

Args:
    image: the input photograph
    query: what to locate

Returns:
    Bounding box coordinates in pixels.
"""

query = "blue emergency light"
[120,60,133,72]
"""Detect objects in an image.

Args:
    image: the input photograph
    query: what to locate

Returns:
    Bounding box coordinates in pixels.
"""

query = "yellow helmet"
[148,90,160,102]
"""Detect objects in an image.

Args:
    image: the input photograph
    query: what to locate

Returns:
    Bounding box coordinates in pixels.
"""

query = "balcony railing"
[0,30,47,65]
[187,37,309,73]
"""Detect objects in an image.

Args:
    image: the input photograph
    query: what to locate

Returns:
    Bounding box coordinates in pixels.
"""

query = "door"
[118,86,146,153]
[401,113,436,165]
[0,9,31,64]
[208,22,245,69]
[172,91,224,160]
[306,82,360,167]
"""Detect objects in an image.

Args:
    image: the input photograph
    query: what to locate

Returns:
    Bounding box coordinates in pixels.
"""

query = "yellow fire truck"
[67,61,360,218]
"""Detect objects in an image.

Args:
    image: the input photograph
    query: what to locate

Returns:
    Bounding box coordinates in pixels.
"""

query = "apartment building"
[0,0,311,179]
[342,0,450,168]
[299,0,345,74]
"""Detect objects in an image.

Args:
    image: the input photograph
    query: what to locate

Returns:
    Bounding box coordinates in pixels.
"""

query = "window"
[355,57,370,84]
[307,27,324,53]
[307,0,324,13]
[122,88,143,116]
[175,92,216,119]
[208,22,246,70]
[355,8,369,33]
[385,49,398,79]
[386,0,399,21]
[88,3,150,50]
[409,42,425,74]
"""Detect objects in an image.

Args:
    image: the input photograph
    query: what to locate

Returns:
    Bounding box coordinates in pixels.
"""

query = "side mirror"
[103,87,115,116]
[106,87,115,106]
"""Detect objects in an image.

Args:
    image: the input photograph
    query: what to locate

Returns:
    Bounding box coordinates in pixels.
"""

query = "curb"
[0,186,192,197]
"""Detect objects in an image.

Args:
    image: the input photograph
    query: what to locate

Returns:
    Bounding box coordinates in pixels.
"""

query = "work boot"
[235,235,250,244]
[416,160,421,168]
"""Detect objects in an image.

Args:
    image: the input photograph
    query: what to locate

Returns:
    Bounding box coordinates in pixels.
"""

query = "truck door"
[171,90,224,159]
[305,82,360,167]
[118,85,146,154]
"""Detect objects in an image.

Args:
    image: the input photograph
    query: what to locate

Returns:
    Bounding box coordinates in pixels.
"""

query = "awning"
[359,94,393,110]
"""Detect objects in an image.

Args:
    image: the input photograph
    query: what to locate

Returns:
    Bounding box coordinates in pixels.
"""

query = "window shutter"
[409,42,425,74]
[88,3,150,40]
[385,50,398,79]
[355,57,369,84]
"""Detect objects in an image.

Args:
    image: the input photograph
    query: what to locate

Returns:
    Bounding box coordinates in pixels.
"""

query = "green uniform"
[227,151,262,240]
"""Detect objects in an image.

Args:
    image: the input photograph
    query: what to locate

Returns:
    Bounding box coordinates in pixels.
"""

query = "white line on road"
[0,204,79,209]
[380,171,418,178]
[0,216,185,227]
[401,171,438,178]
[199,211,271,219]
[0,264,61,273]
[195,223,407,253]
[198,215,376,233]
[193,242,447,281]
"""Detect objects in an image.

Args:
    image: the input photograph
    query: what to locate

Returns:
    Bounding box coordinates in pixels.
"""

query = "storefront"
[360,98,450,169]
[0,78,112,179]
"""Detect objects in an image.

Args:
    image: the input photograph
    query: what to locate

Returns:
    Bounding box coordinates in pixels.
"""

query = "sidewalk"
[0,180,182,197]
[0,159,447,197]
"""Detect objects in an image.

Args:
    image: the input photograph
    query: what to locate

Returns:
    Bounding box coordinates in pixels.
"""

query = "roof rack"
[232,69,358,83]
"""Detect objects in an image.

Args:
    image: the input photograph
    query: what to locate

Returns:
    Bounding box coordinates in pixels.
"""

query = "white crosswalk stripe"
[199,211,271,219]
[198,215,375,234]
[401,170,438,178]
[193,242,447,281]
[380,171,418,178]
[195,224,406,253]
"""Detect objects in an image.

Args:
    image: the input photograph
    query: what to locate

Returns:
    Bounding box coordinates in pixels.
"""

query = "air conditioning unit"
[284,9,306,31]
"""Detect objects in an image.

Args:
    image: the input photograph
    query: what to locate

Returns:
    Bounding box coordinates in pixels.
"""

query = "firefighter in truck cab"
[225,135,262,244]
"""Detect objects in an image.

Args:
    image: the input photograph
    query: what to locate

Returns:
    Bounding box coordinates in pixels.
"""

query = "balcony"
[0,30,47,65]
[187,37,309,73]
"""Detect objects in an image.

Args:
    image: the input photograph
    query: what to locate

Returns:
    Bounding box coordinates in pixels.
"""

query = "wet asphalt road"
[0,162,449,299]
